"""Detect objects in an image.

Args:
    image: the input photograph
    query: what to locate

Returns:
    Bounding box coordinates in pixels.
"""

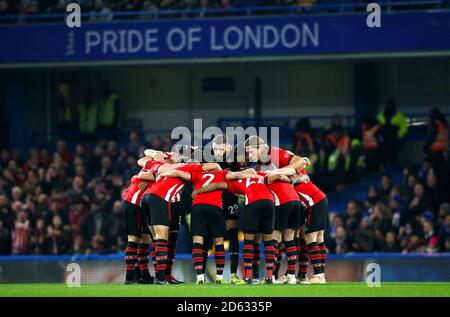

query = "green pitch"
[0,282,449,297]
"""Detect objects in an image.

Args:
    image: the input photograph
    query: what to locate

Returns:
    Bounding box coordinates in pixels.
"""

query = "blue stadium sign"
[1,12,450,65]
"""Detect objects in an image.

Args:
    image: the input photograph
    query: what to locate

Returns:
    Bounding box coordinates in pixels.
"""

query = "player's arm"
[137,156,154,167]
[138,150,167,166]
[266,174,291,185]
[267,167,297,176]
[138,171,155,181]
[287,155,310,171]
[191,182,228,199]
[202,163,222,172]
[157,163,186,173]
[159,170,192,182]
[226,168,257,180]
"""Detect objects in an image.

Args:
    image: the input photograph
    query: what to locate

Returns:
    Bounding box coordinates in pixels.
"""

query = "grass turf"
[0,282,449,297]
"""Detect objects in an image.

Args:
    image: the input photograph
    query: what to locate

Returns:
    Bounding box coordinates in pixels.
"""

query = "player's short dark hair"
[244,136,265,148]
[212,134,229,145]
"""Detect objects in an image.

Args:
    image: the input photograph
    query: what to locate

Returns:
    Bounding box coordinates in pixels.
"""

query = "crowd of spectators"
[326,165,450,254]
[0,0,446,23]
[0,133,173,255]
[292,100,449,192]
[0,99,448,256]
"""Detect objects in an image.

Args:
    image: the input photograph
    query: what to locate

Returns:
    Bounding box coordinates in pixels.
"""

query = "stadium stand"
[0,105,449,256]
[0,0,447,23]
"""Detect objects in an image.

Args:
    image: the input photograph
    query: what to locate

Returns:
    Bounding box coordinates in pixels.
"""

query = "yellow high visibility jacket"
[99,94,118,127]
[377,111,408,139]
[78,103,98,133]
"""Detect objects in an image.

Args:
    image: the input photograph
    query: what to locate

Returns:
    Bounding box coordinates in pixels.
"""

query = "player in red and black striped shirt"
[245,136,328,284]
[192,170,290,284]
[256,168,301,285]
[160,164,255,285]
[121,152,164,284]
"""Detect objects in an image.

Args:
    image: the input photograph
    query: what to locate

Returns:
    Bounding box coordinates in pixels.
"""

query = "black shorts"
[122,200,150,237]
[191,204,227,238]
[178,183,194,217]
[140,194,171,227]
[169,201,182,231]
[305,197,328,234]
[222,191,240,221]
[274,200,301,231]
[242,200,275,235]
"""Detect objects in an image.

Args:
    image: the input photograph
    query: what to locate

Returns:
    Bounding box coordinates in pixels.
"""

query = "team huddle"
[121,135,329,285]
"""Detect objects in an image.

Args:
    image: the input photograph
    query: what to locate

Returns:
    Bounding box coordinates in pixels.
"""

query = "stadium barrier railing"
[0,253,448,284]
[0,1,445,24]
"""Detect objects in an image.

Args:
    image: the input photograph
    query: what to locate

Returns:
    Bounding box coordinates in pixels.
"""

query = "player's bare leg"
[124,234,140,284]
[243,233,255,284]
[137,234,154,284]
[192,236,205,284]
[303,231,321,284]
[153,225,170,284]
[214,237,226,284]
[316,230,327,284]
[283,229,297,285]
[226,219,244,284]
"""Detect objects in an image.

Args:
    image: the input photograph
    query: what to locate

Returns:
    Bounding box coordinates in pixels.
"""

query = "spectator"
[344,200,362,240]
[0,219,10,254]
[138,0,158,19]
[98,81,120,130]
[425,236,440,254]
[0,0,16,23]
[376,97,408,165]
[11,210,30,254]
[399,222,423,253]
[198,0,212,17]
[422,220,437,246]
[18,0,39,23]
[82,202,107,242]
[68,203,87,240]
[444,236,450,252]
[362,115,381,173]
[426,172,445,213]
[352,217,374,252]
[377,175,393,204]
[89,0,113,22]
[99,156,113,178]
[365,185,379,209]
[70,234,88,254]
[105,200,124,250]
[77,89,99,134]
[29,218,46,255]
[371,203,392,250]
[424,107,448,160]
[86,234,110,254]
[406,183,430,223]
[328,225,349,254]
[293,118,316,158]
[43,215,71,255]
[127,131,141,156]
[380,231,401,252]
